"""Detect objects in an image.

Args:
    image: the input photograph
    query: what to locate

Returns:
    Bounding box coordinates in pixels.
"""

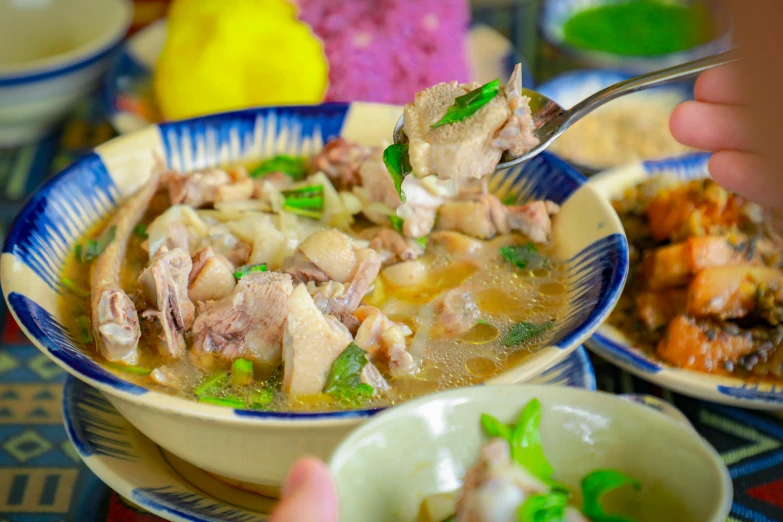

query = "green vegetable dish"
[60,66,564,413]
[417,399,642,522]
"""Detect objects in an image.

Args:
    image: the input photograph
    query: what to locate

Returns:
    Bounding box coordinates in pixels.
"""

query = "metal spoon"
[393,48,742,171]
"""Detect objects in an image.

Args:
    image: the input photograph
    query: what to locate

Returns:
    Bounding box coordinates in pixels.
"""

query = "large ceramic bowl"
[587,153,783,409]
[1,102,627,492]
[329,385,732,522]
[0,0,132,146]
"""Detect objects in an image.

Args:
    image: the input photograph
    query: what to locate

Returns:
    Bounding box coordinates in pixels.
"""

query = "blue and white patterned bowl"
[587,153,783,409]
[540,0,733,75]
[1,102,627,490]
[62,350,595,521]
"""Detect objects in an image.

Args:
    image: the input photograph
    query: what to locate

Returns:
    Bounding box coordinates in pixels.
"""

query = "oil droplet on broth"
[465,357,497,377]
[476,288,519,315]
[504,348,533,367]
[461,322,499,344]
[539,282,567,296]
[532,268,551,278]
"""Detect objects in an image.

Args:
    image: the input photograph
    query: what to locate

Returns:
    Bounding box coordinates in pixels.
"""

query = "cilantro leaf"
[518,490,569,522]
[324,342,375,406]
[382,143,411,202]
[431,79,500,128]
[500,243,545,269]
[581,470,641,522]
[133,224,148,238]
[251,155,307,180]
[76,316,93,344]
[510,398,554,480]
[503,321,554,347]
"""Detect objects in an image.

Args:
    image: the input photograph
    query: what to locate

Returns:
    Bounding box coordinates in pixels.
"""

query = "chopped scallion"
[75,225,117,263]
[194,372,227,396]
[416,236,428,248]
[250,155,307,180]
[390,215,403,233]
[231,358,254,386]
[61,278,90,298]
[431,79,500,128]
[283,205,323,220]
[133,224,148,238]
[198,395,248,409]
[76,316,93,344]
[500,243,544,269]
[233,263,267,280]
[250,388,275,409]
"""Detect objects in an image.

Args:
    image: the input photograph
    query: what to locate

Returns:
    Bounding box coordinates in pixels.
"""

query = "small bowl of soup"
[1,101,627,492]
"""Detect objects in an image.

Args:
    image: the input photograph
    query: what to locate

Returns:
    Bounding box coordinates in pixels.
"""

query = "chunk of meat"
[381,260,428,287]
[353,306,415,376]
[191,272,293,366]
[455,438,549,522]
[438,200,497,239]
[505,200,560,244]
[310,137,372,190]
[642,236,751,291]
[396,175,453,238]
[433,290,479,337]
[656,315,757,372]
[150,365,180,389]
[146,205,210,257]
[686,266,783,320]
[199,233,252,268]
[188,247,236,302]
[404,63,538,181]
[252,171,293,203]
[430,231,484,257]
[353,147,402,225]
[281,250,330,284]
[91,170,161,364]
[635,290,687,331]
[297,229,357,282]
[360,227,423,266]
[283,283,354,397]
[360,361,390,394]
[138,247,195,358]
[166,168,232,208]
[309,248,382,319]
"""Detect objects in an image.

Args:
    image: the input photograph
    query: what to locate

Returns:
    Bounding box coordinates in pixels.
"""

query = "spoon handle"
[566,48,742,124]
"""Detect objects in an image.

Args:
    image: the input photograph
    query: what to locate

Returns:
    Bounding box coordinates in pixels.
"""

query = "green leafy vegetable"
[231,358,254,386]
[503,321,554,347]
[76,316,93,344]
[61,277,90,298]
[249,388,275,409]
[283,206,323,219]
[281,185,323,198]
[281,184,324,219]
[477,318,489,325]
[76,226,117,263]
[250,155,307,180]
[500,243,545,269]
[382,143,411,202]
[431,79,500,129]
[199,395,248,409]
[324,342,375,406]
[194,372,227,396]
[233,263,268,280]
[518,490,569,522]
[390,215,404,233]
[106,362,153,376]
[510,398,554,480]
[481,413,512,440]
[581,470,641,522]
[133,224,148,238]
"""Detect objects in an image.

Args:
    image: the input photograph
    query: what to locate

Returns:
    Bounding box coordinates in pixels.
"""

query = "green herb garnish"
[76,316,93,344]
[518,490,569,522]
[61,277,90,298]
[382,143,411,202]
[133,224,148,238]
[581,470,641,522]
[481,412,512,440]
[76,225,117,263]
[503,194,517,205]
[106,362,153,376]
[231,358,254,386]
[431,79,500,129]
[281,184,324,219]
[511,398,554,480]
[390,215,404,233]
[198,395,248,409]
[250,155,307,180]
[503,321,554,347]
[324,342,375,406]
[233,263,268,280]
[416,236,428,248]
[194,372,227,396]
[250,388,275,409]
[500,243,545,269]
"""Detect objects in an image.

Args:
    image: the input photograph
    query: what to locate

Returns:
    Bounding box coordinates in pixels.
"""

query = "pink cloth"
[295,0,471,104]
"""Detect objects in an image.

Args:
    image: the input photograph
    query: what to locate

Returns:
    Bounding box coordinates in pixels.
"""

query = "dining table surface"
[2,3,783,522]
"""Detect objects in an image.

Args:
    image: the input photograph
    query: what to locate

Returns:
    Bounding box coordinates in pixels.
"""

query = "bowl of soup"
[1,102,627,492]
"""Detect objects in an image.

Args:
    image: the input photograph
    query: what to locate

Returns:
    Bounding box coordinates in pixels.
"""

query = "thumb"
[268,457,339,522]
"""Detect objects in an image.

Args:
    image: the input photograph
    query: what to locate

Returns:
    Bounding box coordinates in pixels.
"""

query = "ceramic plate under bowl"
[2,101,627,488]
[587,153,783,409]
[62,348,596,522]
[102,19,532,135]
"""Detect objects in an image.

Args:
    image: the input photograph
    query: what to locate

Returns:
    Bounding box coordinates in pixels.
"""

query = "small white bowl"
[329,385,733,522]
[0,0,133,146]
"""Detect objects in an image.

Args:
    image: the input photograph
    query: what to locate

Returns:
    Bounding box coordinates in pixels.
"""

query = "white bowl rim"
[327,383,733,522]
[0,0,133,80]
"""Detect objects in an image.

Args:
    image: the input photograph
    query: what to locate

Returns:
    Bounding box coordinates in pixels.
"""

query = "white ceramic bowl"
[586,154,783,409]
[2,102,627,493]
[0,0,132,146]
[329,385,733,522]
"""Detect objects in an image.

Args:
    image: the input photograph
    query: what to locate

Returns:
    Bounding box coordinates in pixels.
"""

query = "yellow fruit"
[154,0,328,121]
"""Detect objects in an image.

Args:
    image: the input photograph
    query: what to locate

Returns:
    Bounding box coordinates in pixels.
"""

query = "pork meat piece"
[353,147,402,225]
[283,283,354,397]
[188,247,236,302]
[433,290,479,338]
[438,200,497,239]
[138,247,195,358]
[166,168,232,208]
[191,272,294,367]
[310,248,382,318]
[310,137,372,190]
[506,200,560,244]
[360,361,390,395]
[353,306,415,376]
[396,175,454,238]
[360,227,423,266]
[281,250,330,284]
[403,63,538,181]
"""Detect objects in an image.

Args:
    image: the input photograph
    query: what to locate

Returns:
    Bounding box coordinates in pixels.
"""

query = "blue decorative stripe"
[731,502,779,522]
[3,152,118,291]
[711,404,783,439]
[0,38,124,86]
[538,346,596,390]
[552,234,628,350]
[63,376,138,461]
[132,487,265,522]
[642,152,712,179]
[488,151,585,205]
[717,384,783,404]
[729,450,783,480]
[7,292,147,396]
[588,333,662,374]
[158,104,351,173]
